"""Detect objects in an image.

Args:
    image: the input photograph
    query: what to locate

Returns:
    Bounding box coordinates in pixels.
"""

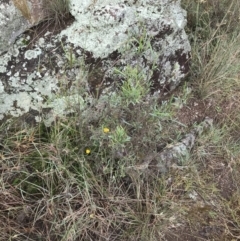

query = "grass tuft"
[42,0,71,26]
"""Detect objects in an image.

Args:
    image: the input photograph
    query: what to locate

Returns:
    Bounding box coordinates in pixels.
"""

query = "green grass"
[1,0,240,240]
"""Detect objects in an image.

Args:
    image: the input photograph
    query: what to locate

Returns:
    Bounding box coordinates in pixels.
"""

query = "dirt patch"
[217,168,238,200]
[176,97,213,126]
[164,209,226,240]
[175,88,240,126]
[164,229,200,241]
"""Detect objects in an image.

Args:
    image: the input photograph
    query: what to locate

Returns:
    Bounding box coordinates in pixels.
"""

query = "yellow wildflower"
[85,149,91,154]
[103,127,110,133]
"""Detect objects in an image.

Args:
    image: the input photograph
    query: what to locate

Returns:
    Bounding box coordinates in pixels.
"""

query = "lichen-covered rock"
[126,117,213,175]
[0,0,30,54]
[0,0,50,55]
[61,0,191,92]
[0,0,190,124]
[0,34,77,123]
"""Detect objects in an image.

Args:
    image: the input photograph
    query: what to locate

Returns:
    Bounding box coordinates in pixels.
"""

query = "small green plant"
[59,40,78,69]
[114,65,150,105]
[109,125,131,147]
[131,27,152,54]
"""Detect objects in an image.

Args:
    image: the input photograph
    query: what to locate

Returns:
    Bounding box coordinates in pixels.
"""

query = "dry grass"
[42,0,71,26]
[12,0,32,22]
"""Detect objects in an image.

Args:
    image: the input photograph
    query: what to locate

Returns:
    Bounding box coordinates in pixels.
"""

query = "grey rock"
[62,0,191,92]
[126,117,213,174]
[0,0,51,55]
[0,1,31,54]
[0,0,190,124]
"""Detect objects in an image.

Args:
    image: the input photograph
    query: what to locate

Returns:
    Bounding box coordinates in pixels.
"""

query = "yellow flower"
[90,213,95,218]
[85,149,91,154]
[103,127,110,133]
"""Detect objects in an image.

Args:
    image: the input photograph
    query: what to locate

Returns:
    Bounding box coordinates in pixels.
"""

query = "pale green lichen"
[0,53,11,73]
[0,74,59,121]
[61,0,190,58]
[0,81,4,93]
[24,48,42,60]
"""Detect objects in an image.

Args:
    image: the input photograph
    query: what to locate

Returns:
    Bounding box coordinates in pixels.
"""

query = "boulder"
[0,0,191,124]
[0,0,30,54]
[0,0,49,55]
[12,0,49,25]
[61,0,191,92]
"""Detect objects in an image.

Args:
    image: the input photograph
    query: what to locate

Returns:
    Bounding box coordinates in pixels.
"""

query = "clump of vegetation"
[1,0,240,240]
[43,0,71,26]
